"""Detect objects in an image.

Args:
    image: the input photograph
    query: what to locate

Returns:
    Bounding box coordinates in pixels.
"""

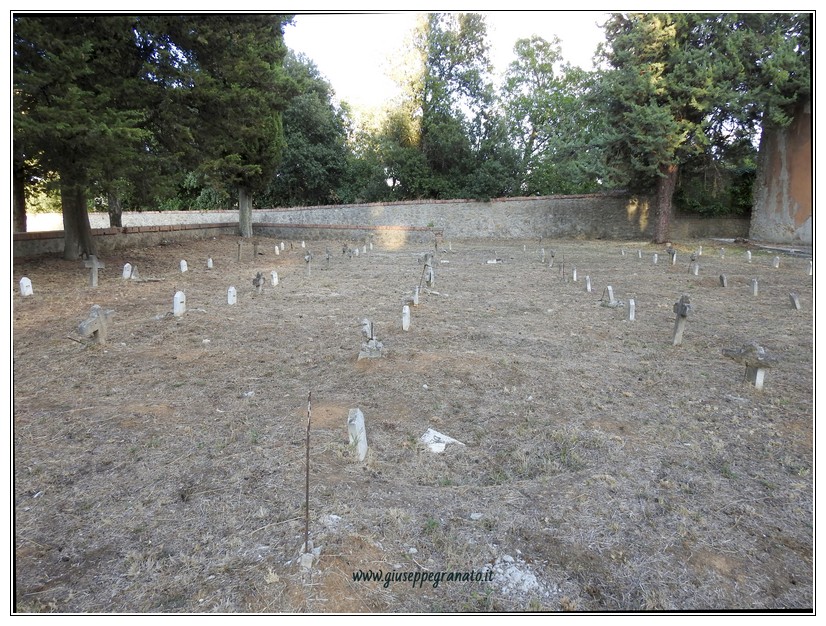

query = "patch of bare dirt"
[13,235,813,613]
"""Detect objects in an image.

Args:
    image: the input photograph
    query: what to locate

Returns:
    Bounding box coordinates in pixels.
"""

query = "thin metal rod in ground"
[305,391,311,554]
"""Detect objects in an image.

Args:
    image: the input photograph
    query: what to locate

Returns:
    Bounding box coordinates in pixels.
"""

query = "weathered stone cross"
[78,305,114,344]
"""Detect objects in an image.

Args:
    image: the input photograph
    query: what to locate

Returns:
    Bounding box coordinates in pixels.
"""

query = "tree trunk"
[238,187,253,238]
[108,190,123,228]
[61,180,96,260]
[13,172,27,233]
[653,163,678,244]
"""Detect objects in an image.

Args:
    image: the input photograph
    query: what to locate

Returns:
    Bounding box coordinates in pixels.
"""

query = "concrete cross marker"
[253,272,265,294]
[84,255,104,287]
[789,292,801,310]
[719,274,728,287]
[671,294,692,346]
[19,277,33,297]
[751,278,759,296]
[78,304,114,344]
[173,291,186,317]
[402,305,411,331]
[773,256,780,268]
[723,342,778,390]
[180,260,188,273]
[227,286,237,305]
[207,258,213,269]
[628,298,636,321]
[358,319,384,360]
[347,408,369,462]
[271,271,278,286]
[122,263,133,279]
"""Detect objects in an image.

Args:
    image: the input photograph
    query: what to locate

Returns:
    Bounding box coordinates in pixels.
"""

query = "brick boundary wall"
[13,194,750,258]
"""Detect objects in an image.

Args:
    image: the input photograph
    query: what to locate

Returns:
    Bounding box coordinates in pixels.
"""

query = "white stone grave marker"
[347,408,369,462]
[751,279,759,296]
[274,245,280,256]
[227,286,237,305]
[789,292,801,310]
[180,260,188,273]
[280,242,285,251]
[572,266,577,282]
[122,263,133,279]
[402,305,411,331]
[773,256,780,268]
[746,250,752,263]
[585,276,592,293]
[19,277,33,297]
[207,258,213,269]
[173,291,186,317]
[653,253,658,265]
[271,271,278,286]
[413,286,419,306]
[628,298,636,321]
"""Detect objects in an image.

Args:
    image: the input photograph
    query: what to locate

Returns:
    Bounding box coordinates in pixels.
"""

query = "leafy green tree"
[501,36,605,195]
[262,52,350,207]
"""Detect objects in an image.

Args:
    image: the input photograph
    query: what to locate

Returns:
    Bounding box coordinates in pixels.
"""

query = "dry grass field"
[13,234,813,613]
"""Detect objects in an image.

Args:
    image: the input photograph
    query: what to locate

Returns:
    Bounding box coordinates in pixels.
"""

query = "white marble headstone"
[227,286,237,305]
[19,277,33,297]
[173,291,186,317]
[122,263,133,279]
[180,260,188,273]
[402,305,411,331]
[271,271,278,286]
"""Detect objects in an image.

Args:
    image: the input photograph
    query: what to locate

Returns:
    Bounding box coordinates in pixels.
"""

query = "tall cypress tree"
[166,15,295,236]
[14,15,151,257]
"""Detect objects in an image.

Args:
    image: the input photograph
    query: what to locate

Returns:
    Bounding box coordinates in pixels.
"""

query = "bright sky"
[283,11,609,111]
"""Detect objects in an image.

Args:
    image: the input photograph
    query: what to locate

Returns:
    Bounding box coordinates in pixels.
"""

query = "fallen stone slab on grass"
[420,428,465,453]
